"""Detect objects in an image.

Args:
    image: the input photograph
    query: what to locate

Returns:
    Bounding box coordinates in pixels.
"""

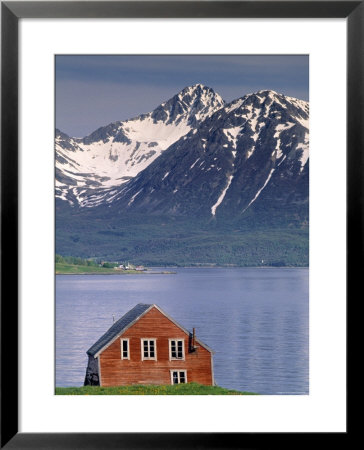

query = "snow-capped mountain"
[89,89,309,217]
[56,84,224,206]
[56,86,309,264]
[56,85,308,220]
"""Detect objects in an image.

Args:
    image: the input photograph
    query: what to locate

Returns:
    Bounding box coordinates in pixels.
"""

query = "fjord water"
[56,268,308,394]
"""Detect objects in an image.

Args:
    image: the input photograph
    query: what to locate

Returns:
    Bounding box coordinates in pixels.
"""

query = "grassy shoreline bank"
[55,383,257,395]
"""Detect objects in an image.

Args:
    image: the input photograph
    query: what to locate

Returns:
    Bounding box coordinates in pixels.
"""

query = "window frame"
[170,369,187,385]
[120,338,130,360]
[168,338,185,361]
[140,338,157,361]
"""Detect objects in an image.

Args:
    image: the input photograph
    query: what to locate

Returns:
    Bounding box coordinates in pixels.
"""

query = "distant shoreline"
[55,262,176,275]
[148,265,309,269]
[56,270,176,275]
[56,265,308,275]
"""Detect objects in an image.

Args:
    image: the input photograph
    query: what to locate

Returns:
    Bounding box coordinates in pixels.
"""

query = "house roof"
[87,303,152,357]
[87,303,214,358]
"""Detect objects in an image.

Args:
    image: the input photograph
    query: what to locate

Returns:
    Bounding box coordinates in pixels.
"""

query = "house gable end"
[90,303,214,359]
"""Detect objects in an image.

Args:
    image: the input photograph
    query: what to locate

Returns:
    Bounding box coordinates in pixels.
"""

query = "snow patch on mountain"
[297,132,309,171]
[243,168,276,213]
[223,127,241,149]
[274,122,295,159]
[211,175,234,216]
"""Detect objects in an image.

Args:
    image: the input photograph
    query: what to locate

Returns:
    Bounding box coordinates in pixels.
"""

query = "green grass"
[55,263,142,275]
[55,383,257,395]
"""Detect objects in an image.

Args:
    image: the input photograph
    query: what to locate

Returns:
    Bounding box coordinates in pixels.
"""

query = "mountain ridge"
[56,85,308,217]
[56,84,225,206]
[86,88,308,217]
[55,85,309,265]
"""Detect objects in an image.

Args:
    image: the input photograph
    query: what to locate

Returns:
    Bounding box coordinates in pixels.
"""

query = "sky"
[56,55,309,138]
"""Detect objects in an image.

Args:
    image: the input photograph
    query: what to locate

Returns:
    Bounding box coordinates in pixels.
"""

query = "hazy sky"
[56,55,309,137]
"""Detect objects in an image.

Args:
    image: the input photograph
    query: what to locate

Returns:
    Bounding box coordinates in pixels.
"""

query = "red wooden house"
[84,303,214,387]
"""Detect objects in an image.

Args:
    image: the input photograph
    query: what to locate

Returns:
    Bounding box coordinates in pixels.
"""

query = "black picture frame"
[1,1,357,448]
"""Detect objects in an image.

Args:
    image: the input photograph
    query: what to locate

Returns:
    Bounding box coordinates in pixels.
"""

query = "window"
[121,338,129,360]
[170,370,187,385]
[141,339,157,360]
[169,339,185,360]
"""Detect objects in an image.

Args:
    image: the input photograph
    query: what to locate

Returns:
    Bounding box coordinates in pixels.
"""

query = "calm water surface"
[56,268,308,394]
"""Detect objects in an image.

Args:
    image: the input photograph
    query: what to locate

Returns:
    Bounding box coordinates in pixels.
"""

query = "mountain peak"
[191,83,205,88]
[180,83,213,94]
[151,84,224,127]
[254,89,308,106]
[176,83,223,103]
[56,128,70,139]
[255,89,279,96]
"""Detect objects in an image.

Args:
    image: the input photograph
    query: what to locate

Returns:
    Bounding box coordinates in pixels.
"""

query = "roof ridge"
[86,303,152,356]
